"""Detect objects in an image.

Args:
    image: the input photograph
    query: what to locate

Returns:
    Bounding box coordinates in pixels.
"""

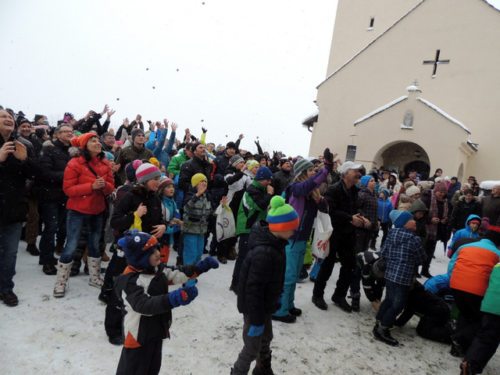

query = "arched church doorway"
[374,141,431,179]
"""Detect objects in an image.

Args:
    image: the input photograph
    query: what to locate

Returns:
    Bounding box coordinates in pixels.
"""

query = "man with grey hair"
[482,184,500,226]
[312,161,368,312]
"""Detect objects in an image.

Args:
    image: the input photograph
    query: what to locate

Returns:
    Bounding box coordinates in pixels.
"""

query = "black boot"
[272,314,296,323]
[70,259,81,277]
[26,244,40,256]
[351,297,360,312]
[312,295,328,310]
[332,295,352,313]
[298,265,308,282]
[289,307,302,317]
[373,323,399,346]
[42,264,57,275]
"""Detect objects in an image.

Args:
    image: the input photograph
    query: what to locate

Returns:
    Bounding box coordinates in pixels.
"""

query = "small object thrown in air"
[201,119,204,122]
[176,68,180,72]
[146,68,149,71]
[152,86,156,89]
[116,98,120,101]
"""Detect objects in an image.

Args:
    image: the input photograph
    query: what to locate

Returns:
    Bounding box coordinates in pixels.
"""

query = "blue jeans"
[59,210,103,264]
[39,201,67,265]
[376,280,410,328]
[183,233,204,265]
[274,240,306,317]
[0,222,23,293]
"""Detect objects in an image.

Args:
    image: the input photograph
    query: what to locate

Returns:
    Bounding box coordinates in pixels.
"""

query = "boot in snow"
[53,261,72,298]
[332,295,352,313]
[373,323,399,346]
[350,293,361,312]
[253,351,274,375]
[88,257,104,288]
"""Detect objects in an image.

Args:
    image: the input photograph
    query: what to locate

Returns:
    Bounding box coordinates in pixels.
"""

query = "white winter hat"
[406,185,421,197]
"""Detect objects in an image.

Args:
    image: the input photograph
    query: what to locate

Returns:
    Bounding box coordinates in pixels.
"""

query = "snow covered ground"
[1,242,499,375]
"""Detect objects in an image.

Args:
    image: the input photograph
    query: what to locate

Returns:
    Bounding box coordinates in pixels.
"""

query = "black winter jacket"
[178,156,214,194]
[35,140,70,202]
[0,136,36,226]
[111,185,165,235]
[237,222,287,325]
[272,170,293,197]
[450,198,482,231]
[324,180,359,235]
[74,113,110,135]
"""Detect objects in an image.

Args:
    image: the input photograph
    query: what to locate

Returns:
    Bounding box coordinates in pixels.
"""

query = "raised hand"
[170,122,178,132]
[106,109,116,119]
[101,104,109,116]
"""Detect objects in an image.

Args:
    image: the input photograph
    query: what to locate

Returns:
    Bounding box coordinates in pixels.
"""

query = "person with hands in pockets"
[231,196,300,375]
[114,230,219,375]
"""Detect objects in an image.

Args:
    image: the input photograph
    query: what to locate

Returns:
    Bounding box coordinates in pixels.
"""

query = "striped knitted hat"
[136,163,161,184]
[266,196,300,232]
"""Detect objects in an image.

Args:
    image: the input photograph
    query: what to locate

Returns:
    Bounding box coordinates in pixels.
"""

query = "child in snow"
[115,230,219,375]
[158,176,182,263]
[373,210,426,346]
[182,173,214,265]
[231,196,299,375]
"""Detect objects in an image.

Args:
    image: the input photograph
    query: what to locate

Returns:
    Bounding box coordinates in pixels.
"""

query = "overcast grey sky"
[0,0,338,156]
[1,0,499,156]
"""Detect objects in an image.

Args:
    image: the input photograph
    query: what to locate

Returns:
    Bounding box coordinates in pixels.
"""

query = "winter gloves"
[168,279,198,308]
[195,256,219,274]
[248,325,264,337]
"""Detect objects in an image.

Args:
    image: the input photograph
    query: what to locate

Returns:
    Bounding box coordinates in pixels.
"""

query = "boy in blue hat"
[373,210,426,346]
[115,230,218,375]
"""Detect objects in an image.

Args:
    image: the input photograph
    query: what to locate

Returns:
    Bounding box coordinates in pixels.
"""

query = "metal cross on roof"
[423,49,450,77]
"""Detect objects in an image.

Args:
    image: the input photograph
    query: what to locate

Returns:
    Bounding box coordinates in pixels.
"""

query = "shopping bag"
[215,203,236,242]
[311,211,333,259]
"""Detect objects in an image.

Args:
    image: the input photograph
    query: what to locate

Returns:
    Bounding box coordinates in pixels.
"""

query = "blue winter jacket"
[377,198,393,224]
[424,274,450,295]
[146,129,176,169]
[161,196,181,245]
[448,214,481,251]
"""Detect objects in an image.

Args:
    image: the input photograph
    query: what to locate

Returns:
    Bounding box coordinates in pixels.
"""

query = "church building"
[306,0,500,180]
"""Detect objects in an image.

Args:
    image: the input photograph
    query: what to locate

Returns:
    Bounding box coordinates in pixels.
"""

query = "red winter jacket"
[63,156,114,215]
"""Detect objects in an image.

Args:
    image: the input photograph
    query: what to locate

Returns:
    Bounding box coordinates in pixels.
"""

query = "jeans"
[376,280,410,328]
[274,240,306,317]
[0,222,23,293]
[183,233,205,265]
[39,201,67,265]
[59,210,103,264]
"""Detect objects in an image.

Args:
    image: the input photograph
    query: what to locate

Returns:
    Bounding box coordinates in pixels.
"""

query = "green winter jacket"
[236,180,272,235]
[481,263,500,316]
[167,149,189,177]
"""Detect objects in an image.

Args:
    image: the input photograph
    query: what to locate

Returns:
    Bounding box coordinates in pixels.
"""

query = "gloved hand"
[167,280,198,308]
[201,127,208,133]
[323,148,334,163]
[195,256,219,274]
[248,325,264,337]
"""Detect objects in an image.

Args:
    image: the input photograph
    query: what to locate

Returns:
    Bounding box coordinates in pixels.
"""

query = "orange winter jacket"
[448,239,500,296]
[63,156,114,215]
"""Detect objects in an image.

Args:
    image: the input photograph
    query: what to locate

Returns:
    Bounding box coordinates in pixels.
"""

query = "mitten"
[195,256,219,274]
[201,127,207,134]
[167,281,198,308]
[248,325,264,337]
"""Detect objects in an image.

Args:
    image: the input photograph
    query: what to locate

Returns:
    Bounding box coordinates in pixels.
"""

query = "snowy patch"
[1,242,499,374]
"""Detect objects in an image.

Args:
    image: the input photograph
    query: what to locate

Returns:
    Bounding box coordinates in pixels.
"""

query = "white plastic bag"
[311,211,333,259]
[215,204,236,242]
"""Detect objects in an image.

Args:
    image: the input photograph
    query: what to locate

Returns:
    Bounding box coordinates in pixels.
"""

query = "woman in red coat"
[53,133,114,298]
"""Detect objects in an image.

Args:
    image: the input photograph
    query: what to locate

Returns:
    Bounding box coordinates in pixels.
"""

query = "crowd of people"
[0,104,499,375]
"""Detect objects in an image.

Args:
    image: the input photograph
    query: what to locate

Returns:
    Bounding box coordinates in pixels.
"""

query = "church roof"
[317,0,500,89]
[417,97,471,134]
[353,96,408,125]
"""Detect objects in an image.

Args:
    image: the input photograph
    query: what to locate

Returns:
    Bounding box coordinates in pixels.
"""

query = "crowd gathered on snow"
[0,105,499,375]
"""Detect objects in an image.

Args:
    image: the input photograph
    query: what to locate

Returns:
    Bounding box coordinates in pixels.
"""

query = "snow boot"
[312,295,328,310]
[298,265,308,283]
[53,261,72,298]
[289,307,302,317]
[227,246,237,261]
[26,243,40,256]
[88,257,104,288]
[42,264,57,276]
[350,293,361,312]
[332,295,352,313]
[373,322,399,346]
[271,314,296,323]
